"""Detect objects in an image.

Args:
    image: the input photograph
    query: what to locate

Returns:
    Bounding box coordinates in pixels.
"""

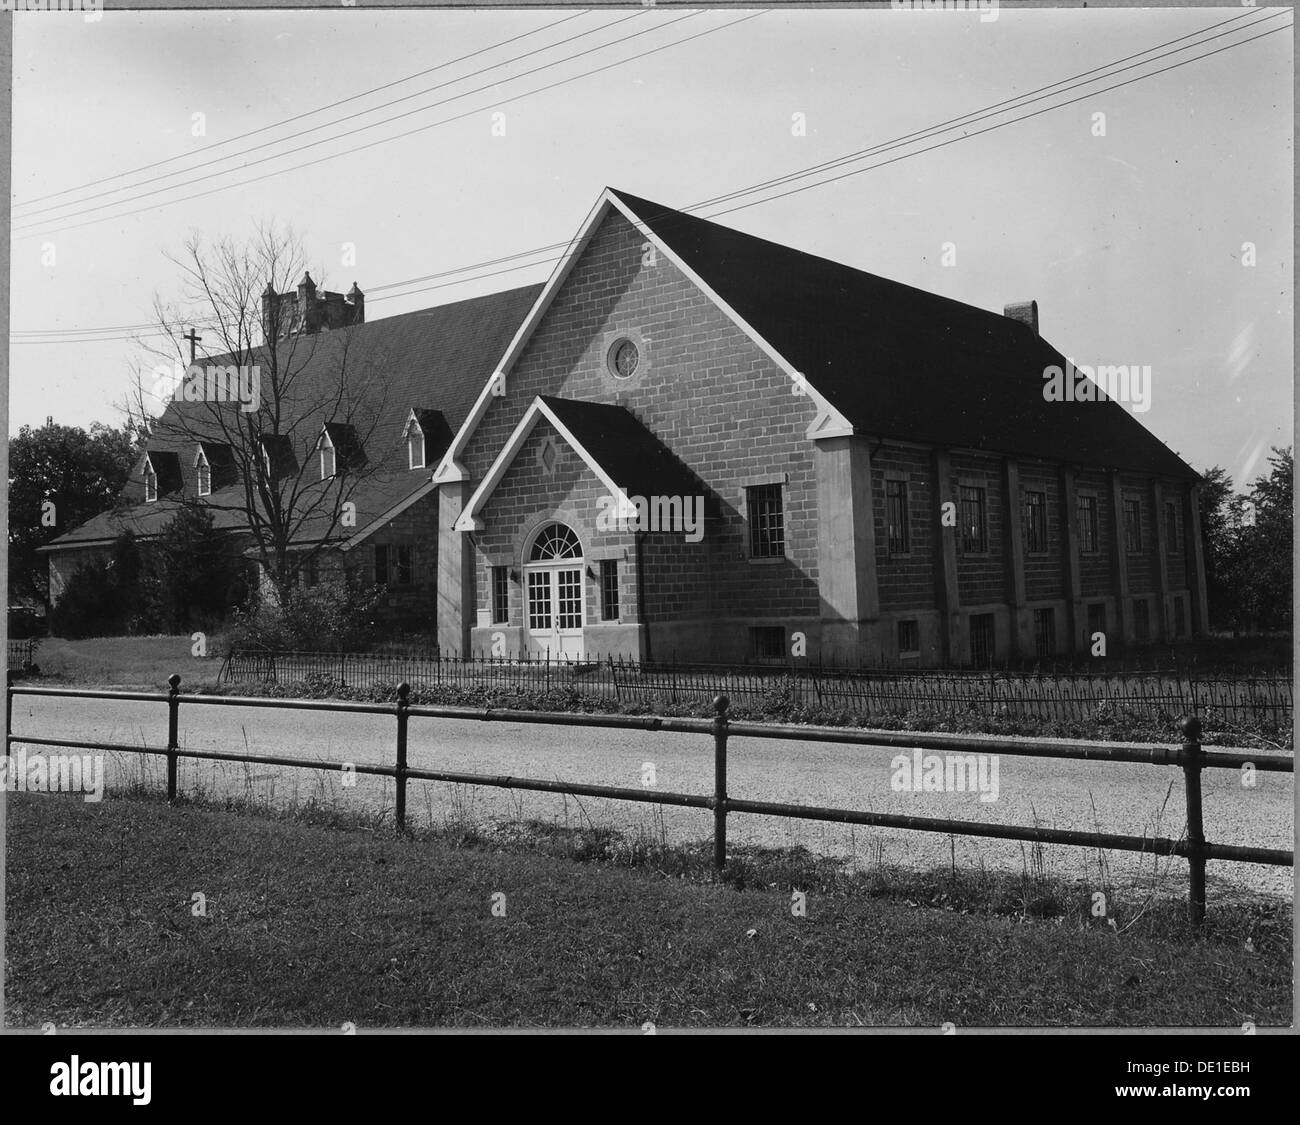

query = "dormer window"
[404,408,447,472]
[143,456,158,503]
[194,447,211,497]
[318,428,336,480]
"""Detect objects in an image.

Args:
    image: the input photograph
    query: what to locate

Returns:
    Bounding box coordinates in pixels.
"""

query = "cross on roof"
[183,327,202,363]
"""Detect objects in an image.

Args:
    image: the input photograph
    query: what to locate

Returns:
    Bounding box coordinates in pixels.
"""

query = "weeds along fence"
[218,649,1293,730]
[7,675,1293,925]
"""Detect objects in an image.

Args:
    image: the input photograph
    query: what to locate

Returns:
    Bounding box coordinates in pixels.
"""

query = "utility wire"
[12,9,708,235]
[11,11,592,211]
[13,11,1288,344]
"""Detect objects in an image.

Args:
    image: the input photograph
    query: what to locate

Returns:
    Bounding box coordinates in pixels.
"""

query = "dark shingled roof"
[610,189,1197,481]
[540,396,703,500]
[48,283,544,550]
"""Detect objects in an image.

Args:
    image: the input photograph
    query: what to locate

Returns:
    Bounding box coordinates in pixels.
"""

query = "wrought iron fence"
[218,648,1293,730]
[6,638,39,670]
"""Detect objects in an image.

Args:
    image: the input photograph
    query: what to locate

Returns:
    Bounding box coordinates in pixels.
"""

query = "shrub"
[224,572,387,653]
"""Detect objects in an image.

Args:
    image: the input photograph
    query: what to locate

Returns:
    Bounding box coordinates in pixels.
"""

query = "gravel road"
[9,694,1293,898]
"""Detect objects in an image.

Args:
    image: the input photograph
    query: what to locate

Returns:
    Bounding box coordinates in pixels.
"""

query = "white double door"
[525,563,585,659]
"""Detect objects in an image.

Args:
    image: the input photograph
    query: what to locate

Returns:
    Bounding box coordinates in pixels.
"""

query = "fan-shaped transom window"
[529,523,581,562]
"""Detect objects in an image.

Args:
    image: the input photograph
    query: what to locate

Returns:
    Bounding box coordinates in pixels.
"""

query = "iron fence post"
[395,682,410,833]
[166,673,181,800]
[1179,714,1206,925]
[713,694,729,870]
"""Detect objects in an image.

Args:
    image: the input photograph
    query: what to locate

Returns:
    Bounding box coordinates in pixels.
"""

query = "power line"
[11,11,592,212]
[12,9,711,236]
[362,7,1279,301]
[15,12,645,222]
[12,12,1288,344]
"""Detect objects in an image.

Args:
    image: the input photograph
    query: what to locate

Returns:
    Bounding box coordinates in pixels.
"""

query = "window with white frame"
[144,458,158,503]
[318,429,336,480]
[407,416,425,470]
[195,448,211,497]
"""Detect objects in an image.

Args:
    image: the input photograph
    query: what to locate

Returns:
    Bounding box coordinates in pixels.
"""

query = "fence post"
[713,694,729,870]
[1179,714,1206,925]
[394,681,410,834]
[5,668,14,741]
[166,673,181,801]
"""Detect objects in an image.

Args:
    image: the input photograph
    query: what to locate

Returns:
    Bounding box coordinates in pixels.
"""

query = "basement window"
[750,626,785,663]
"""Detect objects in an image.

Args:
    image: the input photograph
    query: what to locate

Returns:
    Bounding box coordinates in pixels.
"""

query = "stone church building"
[45,187,1209,666]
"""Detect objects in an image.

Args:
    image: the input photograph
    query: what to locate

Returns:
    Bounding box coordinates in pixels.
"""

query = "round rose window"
[610,339,639,379]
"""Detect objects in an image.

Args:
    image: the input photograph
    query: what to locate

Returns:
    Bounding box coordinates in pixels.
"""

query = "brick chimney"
[1003,300,1039,336]
[262,273,365,342]
[346,282,365,325]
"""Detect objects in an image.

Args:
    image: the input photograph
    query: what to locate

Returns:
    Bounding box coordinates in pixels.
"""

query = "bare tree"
[124,223,395,605]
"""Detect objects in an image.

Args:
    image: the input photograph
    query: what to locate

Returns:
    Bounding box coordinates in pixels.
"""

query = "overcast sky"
[9,6,1293,488]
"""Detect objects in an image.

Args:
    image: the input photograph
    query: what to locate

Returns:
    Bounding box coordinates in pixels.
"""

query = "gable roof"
[609,188,1196,480]
[455,396,703,532]
[48,283,544,551]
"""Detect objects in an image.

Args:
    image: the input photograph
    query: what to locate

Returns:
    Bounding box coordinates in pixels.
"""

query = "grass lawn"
[21,635,224,690]
[5,791,1290,1029]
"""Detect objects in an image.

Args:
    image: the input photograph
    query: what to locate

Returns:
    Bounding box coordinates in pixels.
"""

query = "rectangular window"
[897,619,920,657]
[886,479,910,555]
[1174,596,1187,637]
[959,485,987,553]
[144,469,158,503]
[1165,501,1178,552]
[747,483,785,559]
[1087,602,1107,639]
[1123,497,1142,553]
[1024,490,1047,553]
[556,569,582,630]
[1033,608,1056,658]
[969,613,995,668]
[408,426,425,470]
[491,566,509,624]
[320,437,335,480]
[375,545,413,586]
[527,571,551,631]
[1078,495,1099,553]
[393,545,413,586]
[600,560,619,622]
[1134,600,1151,642]
[750,626,785,662]
[196,454,211,498]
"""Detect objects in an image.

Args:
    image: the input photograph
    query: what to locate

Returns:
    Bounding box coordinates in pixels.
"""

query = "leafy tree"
[1236,447,1292,631]
[1196,465,1240,629]
[48,531,152,638]
[7,421,140,601]
[152,502,248,631]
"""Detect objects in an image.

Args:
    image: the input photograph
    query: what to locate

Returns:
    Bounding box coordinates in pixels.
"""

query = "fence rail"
[8,673,1294,925]
[218,649,1294,729]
